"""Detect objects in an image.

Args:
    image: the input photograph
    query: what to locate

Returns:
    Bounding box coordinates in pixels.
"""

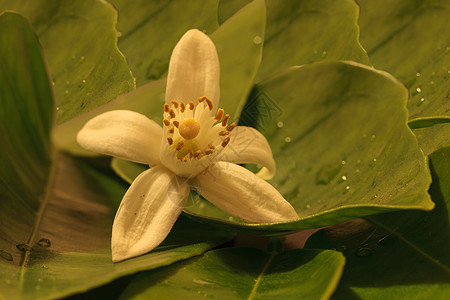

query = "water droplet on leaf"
[16,244,32,252]
[253,35,262,45]
[79,56,85,63]
[37,238,51,247]
[277,121,284,128]
[284,137,291,143]
[355,247,373,257]
[0,250,13,261]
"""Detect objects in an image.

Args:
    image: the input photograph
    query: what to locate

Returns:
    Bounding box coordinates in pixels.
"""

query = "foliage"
[0,0,448,299]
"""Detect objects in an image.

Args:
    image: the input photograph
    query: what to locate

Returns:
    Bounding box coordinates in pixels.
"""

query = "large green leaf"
[54,0,266,155]
[182,61,434,234]
[306,146,450,299]
[0,13,233,300]
[357,0,450,152]
[110,0,219,86]
[0,0,135,123]
[119,248,345,300]
[218,0,371,81]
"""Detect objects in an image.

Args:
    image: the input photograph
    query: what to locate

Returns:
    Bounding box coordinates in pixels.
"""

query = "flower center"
[178,118,200,140]
[162,96,235,162]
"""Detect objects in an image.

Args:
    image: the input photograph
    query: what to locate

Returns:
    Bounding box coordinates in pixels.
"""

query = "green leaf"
[306,146,450,299]
[357,0,450,153]
[408,116,450,129]
[183,61,434,234]
[210,0,266,117]
[53,79,166,155]
[110,0,219,85]
[412,124,450,156]
[0,11,53,197]
[0,13,233,300]
[119,248,345,300]
[219,0,371,82]
[54,0,266,156]
[0,0,135,123]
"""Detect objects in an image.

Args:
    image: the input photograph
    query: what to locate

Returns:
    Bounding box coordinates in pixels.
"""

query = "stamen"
[164,104,170,112]
[176,141,184,151]
[169,109,176,119]
[193,150,201,157]
[198,96,206,103]
[205,98,213,110]
[226,123,236,131]
[222,114,230,127]
[180,102,185,113]
[215,109,224,121]
[219,130,229,136]
[169,127,174,134]
[167,137,173,145]
[205,149,213,155]
[188,101,195,110]
[170,100,179,108]
[163,119,170,126]
[173,121,180,127]
[180,156,187,162]
[208,144,215,150]
[221,137,230,147]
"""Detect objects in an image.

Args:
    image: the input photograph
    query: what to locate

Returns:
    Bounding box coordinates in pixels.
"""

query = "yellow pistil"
[178,118,200,140]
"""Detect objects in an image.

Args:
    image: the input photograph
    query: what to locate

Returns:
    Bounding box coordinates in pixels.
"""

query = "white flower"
[77,29,298,262]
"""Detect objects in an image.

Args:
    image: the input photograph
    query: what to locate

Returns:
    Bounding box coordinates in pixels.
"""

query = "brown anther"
[205,149,213,155]
[193,150,201,157]
[176,141,184,151]
[163,119,171,126]
[205,98,213,110]
[188,149,194,156]
[170,100,179,108]
[226,123,236,131]
[164,104,170,112]
[221,137,230,147]
[180,156,187,162]
[180,102,185,113]
[173,121,180,127]
[198,96,206,103]
[219,130,229,136]
[169,127,174,134]
[167,137,173,145]
[208,144,215,150]
[188,101,195,110]
[215,108,224,121]
[222,114,230,127]
[169,109,176,119]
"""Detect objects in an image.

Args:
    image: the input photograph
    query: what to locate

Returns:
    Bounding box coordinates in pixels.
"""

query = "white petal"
[218,126,276,179]
[194,162,298,223]
[166,29,220,110]
[112,166,189,262]
[77,110,162,165]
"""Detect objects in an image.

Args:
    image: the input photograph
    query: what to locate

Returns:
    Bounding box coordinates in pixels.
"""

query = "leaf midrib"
[367,216,450,275]
[247,252,275,300]
[18,149,59,283]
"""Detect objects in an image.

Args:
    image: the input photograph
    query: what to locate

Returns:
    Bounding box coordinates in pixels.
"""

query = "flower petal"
[218,126,276,179]
[194,162,298,223]
[166,29,220,109]
[77,110,162,165]
[112,166,189,262]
